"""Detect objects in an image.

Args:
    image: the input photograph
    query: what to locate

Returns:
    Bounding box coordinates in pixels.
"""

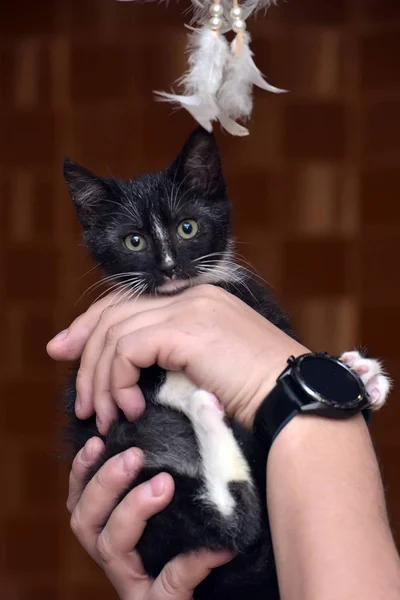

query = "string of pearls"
[208,2,247,32]
[208,2,224,30]
[230,5,246,33]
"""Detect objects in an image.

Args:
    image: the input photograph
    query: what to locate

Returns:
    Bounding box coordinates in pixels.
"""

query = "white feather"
[217,31,286,121]
[218,113,249,136]
[155,27,229,131]
[179,27,229,97]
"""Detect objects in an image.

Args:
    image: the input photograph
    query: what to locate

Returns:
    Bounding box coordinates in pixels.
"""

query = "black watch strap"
[253,377,303,450]
[253,377,372,453]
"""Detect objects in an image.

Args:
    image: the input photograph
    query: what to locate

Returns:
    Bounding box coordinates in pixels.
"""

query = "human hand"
[47,285,308,432]
[68,437,233,600]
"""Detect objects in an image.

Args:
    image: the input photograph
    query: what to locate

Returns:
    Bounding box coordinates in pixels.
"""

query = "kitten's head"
[64,127,236,296]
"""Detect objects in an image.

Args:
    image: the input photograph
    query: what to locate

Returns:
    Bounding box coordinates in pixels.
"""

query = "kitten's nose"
[160,265,176,276]
[159,257,176,276]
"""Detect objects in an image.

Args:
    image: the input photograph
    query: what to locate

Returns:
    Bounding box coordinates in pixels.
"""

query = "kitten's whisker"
[193,251,232,264]
[231,250,262,270]
[87,275,147,307]
[123,281,148,307]
[77,262,102,281]
[196,257,261,306]
[106,278,145,307]
[198,264,245,299]
[75,278,120,306]
[175,183,205,215]
[77,272,145,304]
[119,280,147,308]
[236,263,271,288]
[169,170,194,215]
[91,280,140,305]
[230,253,272,288]
[171,171,192,214]
[108,172,141,223]
[102,196,140,225]
[89,282,129,307]
[195,247,270,292]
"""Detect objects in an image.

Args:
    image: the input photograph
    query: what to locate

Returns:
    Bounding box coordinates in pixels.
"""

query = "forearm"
[266,414,400,600]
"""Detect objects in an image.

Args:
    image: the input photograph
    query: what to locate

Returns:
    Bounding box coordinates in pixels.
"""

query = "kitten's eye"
[177,219,198,240]
[124,234,146,252]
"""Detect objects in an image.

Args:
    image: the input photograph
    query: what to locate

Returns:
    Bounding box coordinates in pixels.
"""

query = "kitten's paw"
[188,390,225,427]
[340,350,392,410]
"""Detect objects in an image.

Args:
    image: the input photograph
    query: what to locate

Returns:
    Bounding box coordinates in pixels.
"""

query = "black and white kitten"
[63,127,390,600]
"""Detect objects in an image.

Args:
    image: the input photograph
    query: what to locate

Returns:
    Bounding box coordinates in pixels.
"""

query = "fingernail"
[52,329,68,342]
[119,448,137,473]
[76,394,82,412]
[82,439,94,462]
[147,473,166,497]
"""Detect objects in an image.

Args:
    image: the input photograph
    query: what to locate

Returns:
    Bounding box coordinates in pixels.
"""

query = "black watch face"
[294,355,364,408]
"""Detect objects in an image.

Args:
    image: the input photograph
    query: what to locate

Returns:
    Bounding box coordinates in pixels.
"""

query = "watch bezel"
[288,353,367,410]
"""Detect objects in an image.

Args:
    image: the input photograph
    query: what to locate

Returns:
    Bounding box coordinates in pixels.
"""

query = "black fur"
[63,127,298,599]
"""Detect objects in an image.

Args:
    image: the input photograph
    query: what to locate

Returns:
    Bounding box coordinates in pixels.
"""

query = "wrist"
[270,411,367,458]
[242,341,310,429]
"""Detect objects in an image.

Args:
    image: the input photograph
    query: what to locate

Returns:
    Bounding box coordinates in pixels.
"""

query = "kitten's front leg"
[340,351,392,410]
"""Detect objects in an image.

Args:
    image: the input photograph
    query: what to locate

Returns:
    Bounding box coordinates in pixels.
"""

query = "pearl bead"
[210,3,224,17]
[230,6,243,20]
[232,18,246,33]
[208,15,223,30]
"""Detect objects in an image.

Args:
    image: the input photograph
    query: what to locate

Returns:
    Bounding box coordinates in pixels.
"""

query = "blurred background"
[0,0,399,598]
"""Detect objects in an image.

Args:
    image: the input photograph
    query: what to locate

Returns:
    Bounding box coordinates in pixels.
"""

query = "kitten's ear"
[63,158,109,226]
[169,127,225,196]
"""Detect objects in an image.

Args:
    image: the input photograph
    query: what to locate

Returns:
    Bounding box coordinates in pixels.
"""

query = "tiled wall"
[0,1,399,598]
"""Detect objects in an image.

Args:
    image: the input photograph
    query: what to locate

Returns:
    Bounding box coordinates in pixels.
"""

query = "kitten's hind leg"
[340,350,392,410]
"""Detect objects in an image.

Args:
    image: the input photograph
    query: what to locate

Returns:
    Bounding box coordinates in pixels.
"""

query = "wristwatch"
[253,352,371,451]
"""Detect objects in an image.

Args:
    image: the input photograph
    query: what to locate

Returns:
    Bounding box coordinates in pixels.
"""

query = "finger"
[47,284,221,363]
[70,448,144,561]
[76,299,181,421]
[75,304,147,420]
[102,472,174,556]
[92,341,124,434]
[110,324,193,418]
[93,341,145,434]
[93,309,176,432]
[48,292,181,363]
[151,549,234,600]
[46,294,122,361]
[97,473,175,599]
[67,437,105,513]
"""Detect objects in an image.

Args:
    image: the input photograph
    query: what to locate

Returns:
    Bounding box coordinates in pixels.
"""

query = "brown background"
[0,0,399,598]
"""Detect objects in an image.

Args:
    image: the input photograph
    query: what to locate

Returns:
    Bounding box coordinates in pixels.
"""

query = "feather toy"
[116,0,286,136]
[155,25,229,132]
[217,30,286,124]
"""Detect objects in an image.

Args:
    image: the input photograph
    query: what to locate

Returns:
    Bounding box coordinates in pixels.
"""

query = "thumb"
[150,549,234,599]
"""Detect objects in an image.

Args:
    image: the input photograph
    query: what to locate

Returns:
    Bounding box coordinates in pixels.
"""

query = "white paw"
[340,351,392,410]
[188,390,225,427]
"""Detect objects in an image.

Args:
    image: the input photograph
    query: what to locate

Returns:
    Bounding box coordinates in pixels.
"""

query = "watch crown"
[287,355,296,364]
